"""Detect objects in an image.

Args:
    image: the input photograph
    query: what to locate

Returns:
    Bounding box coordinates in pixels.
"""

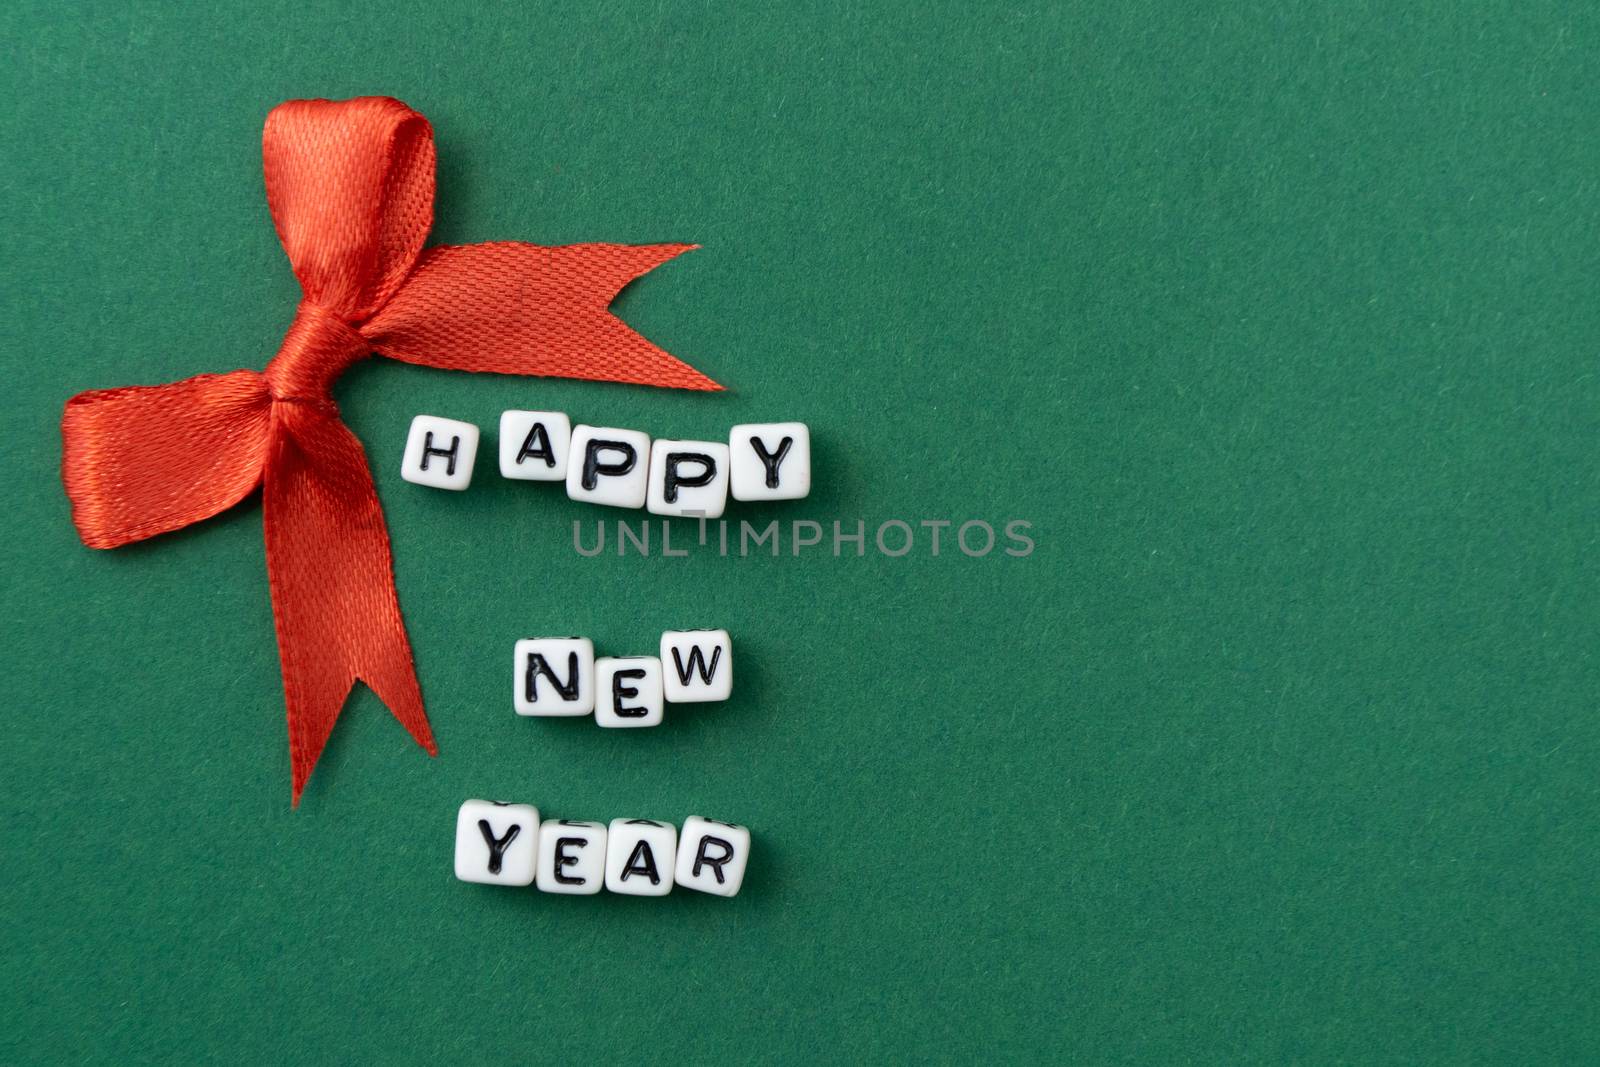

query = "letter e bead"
[536,819,607,894]
[594,656,664,727]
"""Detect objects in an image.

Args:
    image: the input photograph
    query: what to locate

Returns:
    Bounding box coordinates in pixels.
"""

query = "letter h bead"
[402,414,480,490]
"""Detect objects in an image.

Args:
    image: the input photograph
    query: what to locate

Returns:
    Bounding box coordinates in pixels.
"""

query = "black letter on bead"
[611,668,648,717]
[554,837,588,885]
[692,835,735,883]
[662,451,716,503]
[581,440,637,490]
[748,435,793,489]
[515,422,556,468]
[670,644,722,686]
[621,839,661,884]
[421,431,460,475]
[477,820,521,875]
[525,651,581,704]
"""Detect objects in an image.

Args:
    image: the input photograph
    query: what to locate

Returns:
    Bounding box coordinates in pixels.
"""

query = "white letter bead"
[536,819,607,894]
[594,656,664,727]
[675,816,751,897]
[605,819,678,896]
[513,637,596,716]
[647,438,731,518]
[402,415,480,490]
[729,421,810,501]
[454,799,539,886]
[566,425,651,508]
[499,410,572,481]
[660,629,733,703]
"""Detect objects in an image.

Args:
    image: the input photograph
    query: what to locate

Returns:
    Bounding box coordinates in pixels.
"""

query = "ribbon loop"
[263,97,436,320]
[63,370,273,548]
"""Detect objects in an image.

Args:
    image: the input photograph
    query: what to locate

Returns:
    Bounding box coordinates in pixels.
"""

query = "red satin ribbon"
[61,97,719,803]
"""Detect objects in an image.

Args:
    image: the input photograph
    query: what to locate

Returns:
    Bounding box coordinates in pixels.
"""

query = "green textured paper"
[3,3,1597,1062]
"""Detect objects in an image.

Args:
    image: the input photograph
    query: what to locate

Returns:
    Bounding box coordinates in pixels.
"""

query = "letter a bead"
[499,410,572,481]
[605,819,677,896]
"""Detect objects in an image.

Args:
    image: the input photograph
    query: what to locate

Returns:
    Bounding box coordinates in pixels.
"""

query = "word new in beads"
[401,412,811,517]
[514,628,731,726]
[454,800,750,897]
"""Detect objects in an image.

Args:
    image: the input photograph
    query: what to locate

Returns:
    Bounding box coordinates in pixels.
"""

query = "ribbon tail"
[264,401,436,805]
[361,241,722,390]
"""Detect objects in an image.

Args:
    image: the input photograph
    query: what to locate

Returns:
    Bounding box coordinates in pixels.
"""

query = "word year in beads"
[454,800,750,898]
[513,628,731,726]
[401,411,811,514]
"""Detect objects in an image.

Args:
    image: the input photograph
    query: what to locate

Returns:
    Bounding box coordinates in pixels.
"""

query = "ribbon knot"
[265,301,369,403]
[61,96,719,803]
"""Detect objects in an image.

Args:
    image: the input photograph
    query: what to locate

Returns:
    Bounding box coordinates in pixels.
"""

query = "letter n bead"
[402,414,480,490]
[675,816,751,897]
[454,799,539,886]
[513,637,596,716]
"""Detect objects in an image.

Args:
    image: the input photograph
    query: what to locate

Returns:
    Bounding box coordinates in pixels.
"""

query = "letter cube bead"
[605,819,678,896]
[660,629,733,703]
[675,816,752,897]
[499,410,572,481]
[729,422,810,501]
[566,425,651,508]
[402,414,480,491]
[454,799,539,886]
[594,656,664,728]
[646,439,731,518]
[513,637,596,716]
[536,819,607,895]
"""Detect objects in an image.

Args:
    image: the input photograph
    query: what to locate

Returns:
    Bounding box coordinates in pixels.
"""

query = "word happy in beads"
[401,411,810,517]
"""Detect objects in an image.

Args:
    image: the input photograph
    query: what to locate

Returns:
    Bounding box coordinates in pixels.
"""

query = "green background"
[3,2,1596,1062]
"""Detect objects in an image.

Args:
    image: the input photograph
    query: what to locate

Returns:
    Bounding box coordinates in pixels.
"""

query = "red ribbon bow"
[61,97,719,803]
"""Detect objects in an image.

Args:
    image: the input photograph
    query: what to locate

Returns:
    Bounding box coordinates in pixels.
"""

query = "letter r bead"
[675,816,750,897]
